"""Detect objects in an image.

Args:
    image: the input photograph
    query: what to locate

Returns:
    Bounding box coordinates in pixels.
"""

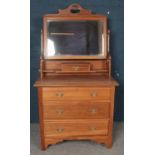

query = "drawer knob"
[56,128,64,133]
[90,127,96,131]
[72,66,79,71]
[56,109,64,115]
[90,108,97,114]
[56,92,64,97]
[90,92,97,97]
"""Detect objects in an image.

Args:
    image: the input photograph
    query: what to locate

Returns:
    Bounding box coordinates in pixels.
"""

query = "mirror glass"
[45,20,104,57]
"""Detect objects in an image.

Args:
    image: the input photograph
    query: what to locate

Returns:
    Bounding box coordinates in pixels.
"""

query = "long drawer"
[44,119,109,137]
[43,101,110,119]
[42,87,111,101]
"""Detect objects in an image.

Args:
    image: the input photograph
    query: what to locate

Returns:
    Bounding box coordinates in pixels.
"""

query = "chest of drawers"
[34,77,118,150]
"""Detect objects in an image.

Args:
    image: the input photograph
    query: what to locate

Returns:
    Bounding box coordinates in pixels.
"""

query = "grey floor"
[31,122,124,155]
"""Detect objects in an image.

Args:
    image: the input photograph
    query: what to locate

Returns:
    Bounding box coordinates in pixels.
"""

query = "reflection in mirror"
[46,20,104,57]
[47,39,55,56]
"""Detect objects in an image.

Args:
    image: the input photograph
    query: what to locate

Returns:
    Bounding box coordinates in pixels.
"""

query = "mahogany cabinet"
[34,4,118,150]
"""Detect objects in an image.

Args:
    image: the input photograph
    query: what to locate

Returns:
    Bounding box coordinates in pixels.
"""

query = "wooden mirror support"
[34,4,118,150]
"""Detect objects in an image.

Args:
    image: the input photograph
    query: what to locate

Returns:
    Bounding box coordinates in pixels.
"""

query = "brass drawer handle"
[56,109,64,115]
[55,92,64,97]
[72,66,79,71]
[90,108,97,114]
[56,128,64,133]
[90,127,96,131]
[90,92,97,97]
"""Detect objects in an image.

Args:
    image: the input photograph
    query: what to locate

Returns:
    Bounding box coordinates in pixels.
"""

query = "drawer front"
[43,101,110,119]
[44,119,109,137]
[61,63,90,72]
[42,87,111,101]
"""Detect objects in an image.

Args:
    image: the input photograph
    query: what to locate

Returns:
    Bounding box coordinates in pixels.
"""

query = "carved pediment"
[58,4,92,16]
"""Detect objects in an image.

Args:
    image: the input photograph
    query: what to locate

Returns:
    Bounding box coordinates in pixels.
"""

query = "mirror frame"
[43,4,107,59]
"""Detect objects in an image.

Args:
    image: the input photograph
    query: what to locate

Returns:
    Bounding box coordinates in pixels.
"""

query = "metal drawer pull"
[90,92,97,97]
[56,109,64,115]
[56,92,64,97]
[90,108,97,114]
[56,128,64,133]
[72,66,79,71]
[90,127,96,131]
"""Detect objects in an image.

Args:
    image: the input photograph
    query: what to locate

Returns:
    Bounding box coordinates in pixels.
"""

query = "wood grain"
[61,63,91,72]
[38,88,46,150]
[34,76,118,87]
[45,60,109,70]
[43,101,110,119]
[42,87,111,101]
[44,119,109,137]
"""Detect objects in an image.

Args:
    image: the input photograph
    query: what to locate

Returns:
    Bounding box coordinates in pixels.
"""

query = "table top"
[34,76,119,87]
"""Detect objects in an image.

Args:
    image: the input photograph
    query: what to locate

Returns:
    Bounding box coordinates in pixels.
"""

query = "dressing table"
[34,4,118,150]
